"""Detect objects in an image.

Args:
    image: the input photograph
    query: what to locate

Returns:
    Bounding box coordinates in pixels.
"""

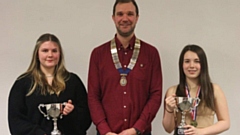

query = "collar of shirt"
[114,34,136,50]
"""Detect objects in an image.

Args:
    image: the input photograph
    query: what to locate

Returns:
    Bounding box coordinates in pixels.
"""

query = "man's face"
[112,2,139,37]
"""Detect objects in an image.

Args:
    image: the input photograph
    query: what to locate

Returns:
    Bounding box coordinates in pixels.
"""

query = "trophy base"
[51,130,61,135]
[174,127,188,135]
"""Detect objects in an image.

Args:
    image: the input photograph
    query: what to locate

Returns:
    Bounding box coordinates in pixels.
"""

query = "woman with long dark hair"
[162,45,230,135]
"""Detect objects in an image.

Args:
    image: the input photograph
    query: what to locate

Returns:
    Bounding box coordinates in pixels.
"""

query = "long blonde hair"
[19,33,70,96]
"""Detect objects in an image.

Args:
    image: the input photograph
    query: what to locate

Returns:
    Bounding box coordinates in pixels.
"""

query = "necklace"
[185,84,201,127]
[45,75,54,77]
[110,37,141,86]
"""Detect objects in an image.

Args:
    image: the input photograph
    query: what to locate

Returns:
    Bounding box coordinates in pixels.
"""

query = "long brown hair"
[176,45,215,111]
[19,33,69,96]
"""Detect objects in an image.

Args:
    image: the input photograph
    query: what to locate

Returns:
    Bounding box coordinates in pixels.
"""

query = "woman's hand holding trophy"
[62,100,74,115]
[38,99,75,135]
[165,94,177,113]
[165,96,200,135]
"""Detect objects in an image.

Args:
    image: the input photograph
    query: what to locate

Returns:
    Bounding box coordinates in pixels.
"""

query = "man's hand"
[105,132,118,135]
[118,128,137,135]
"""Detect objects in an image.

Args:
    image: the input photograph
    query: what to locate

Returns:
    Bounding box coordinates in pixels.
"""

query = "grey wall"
[1,0,239,134]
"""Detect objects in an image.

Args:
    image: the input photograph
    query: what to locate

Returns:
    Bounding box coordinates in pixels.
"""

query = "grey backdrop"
[1,0,239,134]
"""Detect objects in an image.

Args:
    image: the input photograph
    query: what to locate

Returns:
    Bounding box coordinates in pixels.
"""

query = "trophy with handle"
[38,102,66,135]
[174,97,200,135]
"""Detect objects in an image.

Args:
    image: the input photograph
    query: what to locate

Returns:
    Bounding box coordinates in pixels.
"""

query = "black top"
[8,73,92,135]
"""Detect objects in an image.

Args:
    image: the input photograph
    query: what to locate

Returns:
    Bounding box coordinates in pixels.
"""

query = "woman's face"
[183,51,201,79]
[38,41,60,71]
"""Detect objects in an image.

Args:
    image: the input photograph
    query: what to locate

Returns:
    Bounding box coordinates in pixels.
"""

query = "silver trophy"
[174,97,200,135]
[38,103,66,135]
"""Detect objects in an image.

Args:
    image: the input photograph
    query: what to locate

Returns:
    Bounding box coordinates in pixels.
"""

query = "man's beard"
[116,25,135,37]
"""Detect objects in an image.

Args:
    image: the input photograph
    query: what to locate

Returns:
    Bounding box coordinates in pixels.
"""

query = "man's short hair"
[113,0,139,16]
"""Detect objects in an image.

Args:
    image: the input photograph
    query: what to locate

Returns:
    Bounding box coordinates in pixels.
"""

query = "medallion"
[185,85,201,129]
[111,37,141,87]
[190,120,198,127]
[120,75,127,86]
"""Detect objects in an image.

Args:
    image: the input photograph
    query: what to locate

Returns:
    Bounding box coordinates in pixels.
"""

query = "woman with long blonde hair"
[8,33,91,135]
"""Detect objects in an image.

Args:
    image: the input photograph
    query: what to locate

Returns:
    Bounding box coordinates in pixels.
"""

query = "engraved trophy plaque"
[38,103,65,135]
[174,97,200,135]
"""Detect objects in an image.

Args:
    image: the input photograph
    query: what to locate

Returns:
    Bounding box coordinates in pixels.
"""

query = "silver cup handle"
[193,98,201,108]
[190,98,201,112]
[38,104,50,120]
[59,102,67,119]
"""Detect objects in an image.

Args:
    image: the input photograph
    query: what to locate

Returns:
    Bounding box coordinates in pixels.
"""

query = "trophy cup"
[38,103,66,135]
[174,97,200,135]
